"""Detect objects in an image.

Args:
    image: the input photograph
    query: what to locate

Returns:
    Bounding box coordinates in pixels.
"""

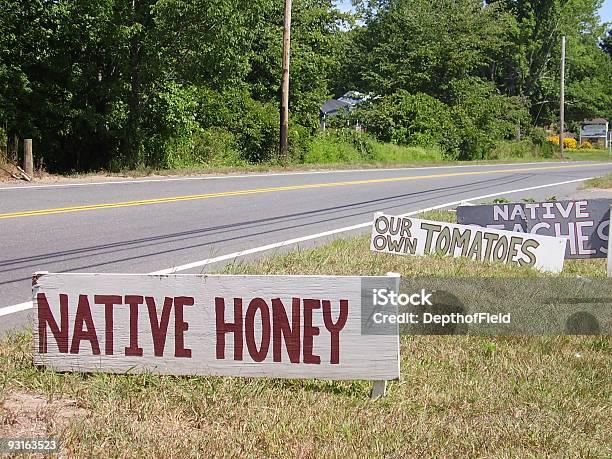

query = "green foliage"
[602,29,612,58]
[351,0,511,99]
[0,0,609,171]
[354,82,530,160]
[304,130,443,164]
[0,0,342,172]
[164,129,243,169]
[359,91,454,148]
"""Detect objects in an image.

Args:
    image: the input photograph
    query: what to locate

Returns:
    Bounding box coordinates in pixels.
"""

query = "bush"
[546,135,578,149]
[304,129,443,164]
[446,78,530,160]
[288,124,314,163]
[200,91,281,162]
[486,140,536,159]
[303,130,376,164]
[304,131,364,163]
[358,91,455,153]
[163,128,244,168]
[356,81,531,160]
[579,140,593,149]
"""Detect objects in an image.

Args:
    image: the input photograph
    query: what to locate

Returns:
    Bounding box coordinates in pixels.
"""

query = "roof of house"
[582,118,608,125]
[320,99,352,115]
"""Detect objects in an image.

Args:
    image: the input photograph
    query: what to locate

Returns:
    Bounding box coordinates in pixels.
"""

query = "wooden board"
[33,273,400,381]
[456,199,611,259]
[608,205,612,277]
[370,213,567,273]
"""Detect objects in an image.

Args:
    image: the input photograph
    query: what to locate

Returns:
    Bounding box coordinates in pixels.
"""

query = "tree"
[601,28,612,57]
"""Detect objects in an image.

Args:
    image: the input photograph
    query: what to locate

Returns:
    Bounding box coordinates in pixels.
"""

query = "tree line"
[1,0,611,172]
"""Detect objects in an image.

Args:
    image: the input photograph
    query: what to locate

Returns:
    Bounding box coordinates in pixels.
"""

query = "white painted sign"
[370,213,567,273]
[580,124,607,137]
[33,273,400,382]
[608,206,612,277]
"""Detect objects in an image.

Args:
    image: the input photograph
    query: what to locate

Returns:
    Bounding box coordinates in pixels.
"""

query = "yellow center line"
[0,162,607,220]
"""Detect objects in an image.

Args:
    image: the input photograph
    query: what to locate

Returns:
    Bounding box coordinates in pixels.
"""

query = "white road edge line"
[0,176,592,317]
[0,161,577,191]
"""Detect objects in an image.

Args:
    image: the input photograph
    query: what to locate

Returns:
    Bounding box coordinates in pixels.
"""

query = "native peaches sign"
[33,273,400,381]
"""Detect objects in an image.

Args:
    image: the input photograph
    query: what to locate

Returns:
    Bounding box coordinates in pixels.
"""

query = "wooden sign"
[370,213,567,273]
[33,273,400,383]
[457,199,611,259]
[608,205,612,278]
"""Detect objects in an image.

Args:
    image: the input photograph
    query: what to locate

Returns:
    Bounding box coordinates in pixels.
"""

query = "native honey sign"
[457,199,611,258]
[33,273,400,381]
[370,213,566,273]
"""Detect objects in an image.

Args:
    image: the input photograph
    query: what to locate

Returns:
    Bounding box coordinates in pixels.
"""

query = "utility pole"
[559,36,566,158]
[279,0,292,162]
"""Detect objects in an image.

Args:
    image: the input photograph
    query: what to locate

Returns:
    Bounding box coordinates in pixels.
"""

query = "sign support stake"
[371,380,387,399]
[370,272,401,400]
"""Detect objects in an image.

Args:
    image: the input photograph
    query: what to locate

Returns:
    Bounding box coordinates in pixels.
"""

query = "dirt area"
[570,187,612,199]
[0,391,88,438]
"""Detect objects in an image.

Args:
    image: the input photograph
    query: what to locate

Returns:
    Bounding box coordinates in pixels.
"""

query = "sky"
[601,0,612,23]
[337,0,612,23]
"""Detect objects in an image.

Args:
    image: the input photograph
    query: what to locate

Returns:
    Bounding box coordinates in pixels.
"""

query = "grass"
[1,211,610,457]
[6,138,610,183]
[581,173,612,190]
[564,149,612,162]
[303,134,444,164]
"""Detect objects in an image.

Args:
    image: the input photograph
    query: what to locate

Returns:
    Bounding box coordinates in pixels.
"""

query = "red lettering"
[70,295,100,355]
[94,295,121,355]
[322,300,348,364]
[216,297,243,360]
[173,296,193,358]
[124,295,144,356]
[37,293,68,353]
[145,296,173,357]
[245,298,271,362]
[303,299,321,364]
[272,298,300,363]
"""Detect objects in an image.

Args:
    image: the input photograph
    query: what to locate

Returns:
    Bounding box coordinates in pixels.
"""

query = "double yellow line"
[0,163,605,220]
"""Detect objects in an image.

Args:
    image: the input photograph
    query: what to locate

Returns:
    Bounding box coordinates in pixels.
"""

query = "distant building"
[579,118,609,148]
[319,91,370,131]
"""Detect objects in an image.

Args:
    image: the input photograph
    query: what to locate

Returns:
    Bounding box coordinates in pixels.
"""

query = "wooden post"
[371,381,387,399]
[559,36,565,159]
[608,206,612,277]
[11,134,18,164]
[279,0,292,162]
[370,271,401,400]
[23,139,33,176]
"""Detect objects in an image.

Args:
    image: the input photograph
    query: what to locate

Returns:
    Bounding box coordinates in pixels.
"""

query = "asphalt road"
[1,161,611,336]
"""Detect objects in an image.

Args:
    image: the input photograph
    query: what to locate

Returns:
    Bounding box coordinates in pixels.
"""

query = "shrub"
[304,131,363,163]
[304,130,443,164]
[486,140,535,159]
[564,137,577,149]
[287,124,313,163]
[358,91,454,153]
[546,135,560,145]
[546,135,577,149]
[163,128,244,168]
[580,140,593,149]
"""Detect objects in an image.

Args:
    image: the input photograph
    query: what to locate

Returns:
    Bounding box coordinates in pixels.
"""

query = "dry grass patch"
[0,210,610,457]
[581,173,612,190]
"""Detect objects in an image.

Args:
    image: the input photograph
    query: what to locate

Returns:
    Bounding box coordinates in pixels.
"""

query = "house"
[319,91,369,131]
